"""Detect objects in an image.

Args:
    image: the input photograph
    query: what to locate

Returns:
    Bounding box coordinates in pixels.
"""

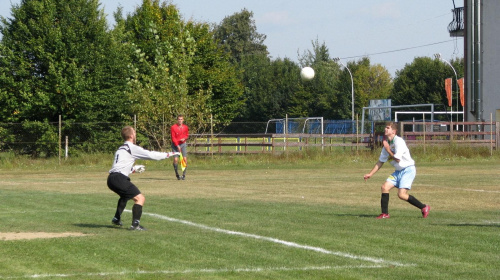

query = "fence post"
[210,114,214,157]
[496,121,500,150]
[490,114,493,156]
[423,115,426,153]
[65,136,68,160]
[450,120,454,142]
[58,115,61,165]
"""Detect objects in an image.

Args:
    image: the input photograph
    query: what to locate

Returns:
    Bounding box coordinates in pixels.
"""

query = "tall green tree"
[0,0,129,123]
[213,8,268,64]
[335,57,392,119]
[0,0,130,155]
[391,56,464,120]
[235,54,300,123]
[184,20,244,132]
[291,39,339,119]
[121,0,196,148]
[122,0,244,146]
[213,8,274,127]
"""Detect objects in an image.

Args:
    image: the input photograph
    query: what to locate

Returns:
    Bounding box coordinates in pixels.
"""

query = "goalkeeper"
[107,126,178,230]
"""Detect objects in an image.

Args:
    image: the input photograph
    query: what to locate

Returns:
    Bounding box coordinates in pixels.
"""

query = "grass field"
[0,151,499,279]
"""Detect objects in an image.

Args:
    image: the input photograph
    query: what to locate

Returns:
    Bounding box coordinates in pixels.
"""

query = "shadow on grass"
[73,223,121,229]
[447,223,500,228]
[333,213,375,218]
[137,177,170,181]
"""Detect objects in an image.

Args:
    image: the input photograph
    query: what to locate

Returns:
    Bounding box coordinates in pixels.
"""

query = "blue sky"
[1,0,464,77]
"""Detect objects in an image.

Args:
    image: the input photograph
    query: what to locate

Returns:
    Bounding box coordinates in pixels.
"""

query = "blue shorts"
[386,165,416,189]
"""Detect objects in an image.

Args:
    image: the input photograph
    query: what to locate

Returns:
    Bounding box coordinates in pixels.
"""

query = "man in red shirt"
[171,115,189,180]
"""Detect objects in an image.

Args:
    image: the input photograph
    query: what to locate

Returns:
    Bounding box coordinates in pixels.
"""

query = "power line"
[340,39,458,60]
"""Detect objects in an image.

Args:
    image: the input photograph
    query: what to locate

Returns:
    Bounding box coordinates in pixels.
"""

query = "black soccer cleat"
[181,175,185,180]
[176,174,181,180]
[129,225,147,231]
[111,217,123,226]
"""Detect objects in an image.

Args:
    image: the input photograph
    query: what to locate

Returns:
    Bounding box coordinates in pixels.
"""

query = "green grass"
[0,152,499,279]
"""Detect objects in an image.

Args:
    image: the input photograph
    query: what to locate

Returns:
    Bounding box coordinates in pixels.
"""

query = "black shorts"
[107,173,141,200]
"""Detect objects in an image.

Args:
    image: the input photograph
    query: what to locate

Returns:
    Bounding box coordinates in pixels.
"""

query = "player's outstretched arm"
[364,161,384,181]
[166,152,180,158]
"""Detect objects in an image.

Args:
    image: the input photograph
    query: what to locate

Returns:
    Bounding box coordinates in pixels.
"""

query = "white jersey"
[378,135,415,171]
[109,141,169,177]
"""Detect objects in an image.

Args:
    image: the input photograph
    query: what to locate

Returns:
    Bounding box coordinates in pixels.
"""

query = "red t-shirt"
[171,124,189,146]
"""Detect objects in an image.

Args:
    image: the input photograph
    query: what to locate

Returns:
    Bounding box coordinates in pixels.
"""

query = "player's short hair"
[177,114,184,119]
[385,122,398,131]
[121,126,135,141]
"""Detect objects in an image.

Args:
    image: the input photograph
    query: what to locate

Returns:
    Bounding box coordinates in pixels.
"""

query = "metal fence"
[0,119,497,158]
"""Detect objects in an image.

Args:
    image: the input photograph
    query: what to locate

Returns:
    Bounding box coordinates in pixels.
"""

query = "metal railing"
[448,7,464,37]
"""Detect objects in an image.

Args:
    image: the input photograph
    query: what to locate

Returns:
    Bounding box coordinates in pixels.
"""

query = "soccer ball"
[300,67,315,81]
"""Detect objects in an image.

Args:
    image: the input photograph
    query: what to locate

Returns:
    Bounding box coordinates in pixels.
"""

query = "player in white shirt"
[107,126,178,230]
[363,122,430,219]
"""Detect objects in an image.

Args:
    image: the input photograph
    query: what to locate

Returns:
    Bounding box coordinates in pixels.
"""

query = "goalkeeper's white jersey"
[378,135,415,171]
[109,141,169,177]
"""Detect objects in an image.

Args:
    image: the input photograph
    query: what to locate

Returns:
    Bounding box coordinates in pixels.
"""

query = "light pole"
[435,53,460,129]
[334,57,354,122]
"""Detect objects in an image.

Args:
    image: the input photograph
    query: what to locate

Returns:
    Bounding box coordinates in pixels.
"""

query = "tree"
[0,0,130,155]
[184,20,244,132]
[123,0,244,146]
[391,56,464,120]
[290,39,340,119]
[335,57,392,119]
[122,0,196,148]
[213,8,268,64]
[0,0,129,123]
[234,54,300,122]
[212,8,276,129]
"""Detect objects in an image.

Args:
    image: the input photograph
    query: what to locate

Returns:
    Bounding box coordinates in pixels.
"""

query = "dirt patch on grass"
[0,232,89,241]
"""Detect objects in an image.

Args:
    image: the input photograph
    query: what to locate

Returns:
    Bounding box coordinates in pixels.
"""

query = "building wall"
[481,1,500,123]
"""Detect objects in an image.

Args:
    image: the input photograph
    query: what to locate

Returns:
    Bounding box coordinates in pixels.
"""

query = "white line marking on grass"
[134,211,413,267]
[0,265,400,279]
[460,188,500,193]
[423,184,500,193]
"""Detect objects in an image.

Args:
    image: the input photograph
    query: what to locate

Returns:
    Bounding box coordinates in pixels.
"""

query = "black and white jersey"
[109,141,169,177]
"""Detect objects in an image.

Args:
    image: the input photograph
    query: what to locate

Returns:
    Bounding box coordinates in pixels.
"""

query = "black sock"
[381,193,389,214]
[114,197,128,220]
[182,167,187,176]
[132,204,143,226]
[407,195,425,209]
[173,163,179,176]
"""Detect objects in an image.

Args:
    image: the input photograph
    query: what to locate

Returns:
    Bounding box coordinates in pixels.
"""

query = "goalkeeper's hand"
[166,152,181,158]
[132,165,146,173]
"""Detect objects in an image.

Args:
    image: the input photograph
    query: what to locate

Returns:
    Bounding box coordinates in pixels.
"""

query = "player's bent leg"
[130,194,146,230]
[397,188,410,201]
[381,181,395,193]
[377,182,395,219]
[132,193,145,206]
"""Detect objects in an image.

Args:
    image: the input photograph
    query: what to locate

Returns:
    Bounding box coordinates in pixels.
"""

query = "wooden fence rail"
[188,133,374,154]
[186,121,498,154]
[400,121,498,149]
